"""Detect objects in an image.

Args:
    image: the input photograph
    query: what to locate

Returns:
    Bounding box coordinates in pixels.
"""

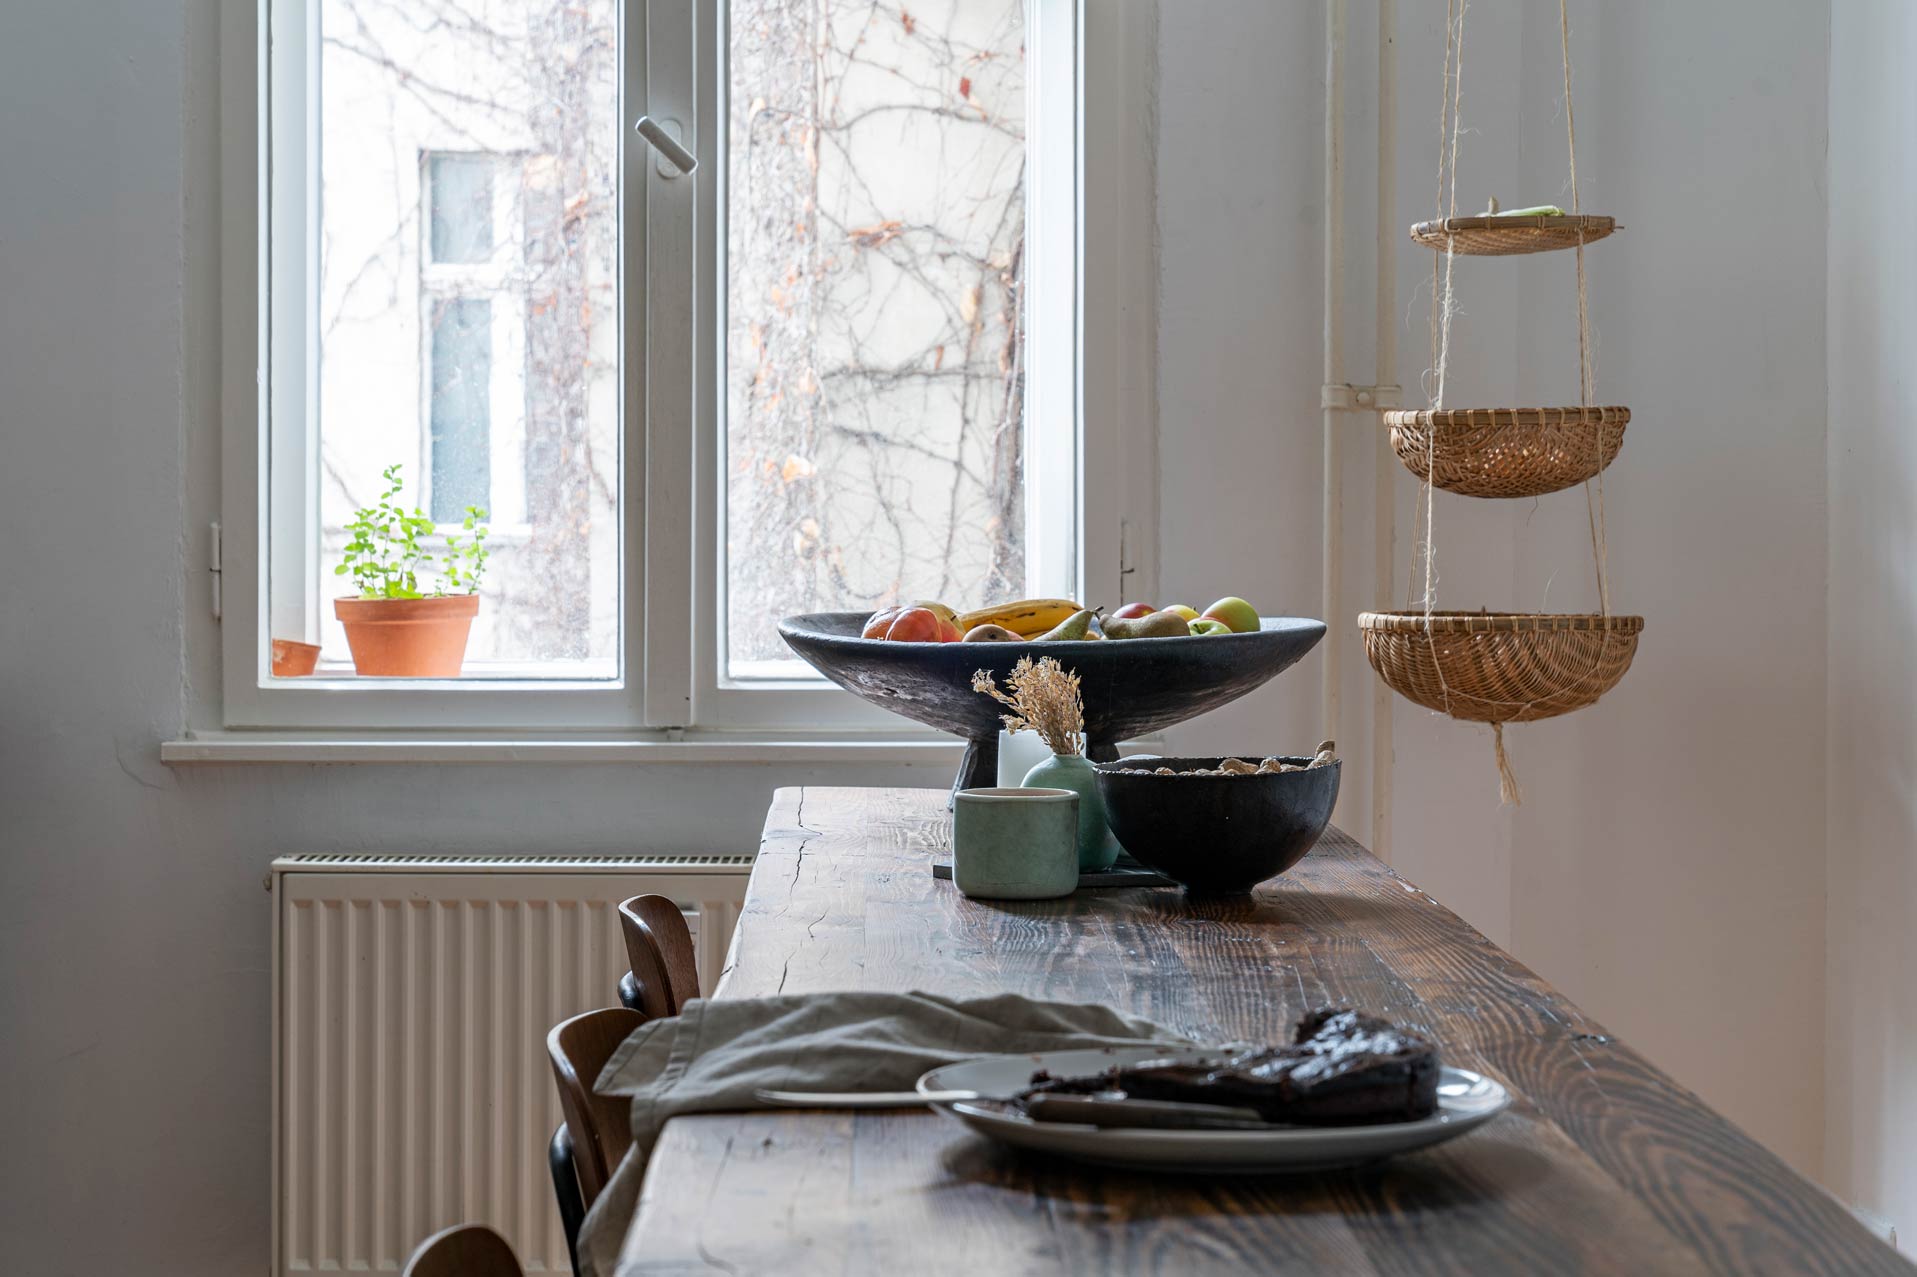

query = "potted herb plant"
[333,464,490,677]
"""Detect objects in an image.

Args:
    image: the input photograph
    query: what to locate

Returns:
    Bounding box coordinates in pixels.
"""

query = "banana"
[955,598,1084,637]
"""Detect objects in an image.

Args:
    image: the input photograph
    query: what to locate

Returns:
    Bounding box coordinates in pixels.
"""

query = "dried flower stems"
[972,657,1085,757]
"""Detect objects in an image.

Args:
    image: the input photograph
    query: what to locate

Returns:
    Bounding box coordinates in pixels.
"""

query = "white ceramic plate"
[917,1046,1509,1173]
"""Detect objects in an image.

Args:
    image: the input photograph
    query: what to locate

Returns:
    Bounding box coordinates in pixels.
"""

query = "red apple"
[1201,596,1260,634]
[1110,602,1156,620]
[862,606,902,639]
[937,618,964,643]
[885,607,941,642]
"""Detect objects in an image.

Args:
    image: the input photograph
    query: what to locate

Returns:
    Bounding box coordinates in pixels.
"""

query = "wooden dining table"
[616,787,1908,1275]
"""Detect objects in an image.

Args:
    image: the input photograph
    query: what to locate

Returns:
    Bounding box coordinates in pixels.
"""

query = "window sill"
[159,730,969,765]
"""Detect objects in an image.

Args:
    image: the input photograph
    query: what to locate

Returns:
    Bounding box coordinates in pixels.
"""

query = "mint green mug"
[952,787,1079,900]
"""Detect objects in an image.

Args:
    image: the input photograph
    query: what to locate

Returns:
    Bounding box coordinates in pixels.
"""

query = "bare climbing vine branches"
[312,0,1029,672]
[726,0,1029,667]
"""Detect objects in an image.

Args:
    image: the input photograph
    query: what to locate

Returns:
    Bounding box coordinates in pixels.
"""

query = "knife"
[754,1088,1273,1129]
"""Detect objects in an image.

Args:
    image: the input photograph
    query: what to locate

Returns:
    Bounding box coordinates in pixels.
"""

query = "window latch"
[633,116,697,178]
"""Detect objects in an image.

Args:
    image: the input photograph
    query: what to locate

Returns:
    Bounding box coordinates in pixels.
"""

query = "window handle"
[633,116,697,178]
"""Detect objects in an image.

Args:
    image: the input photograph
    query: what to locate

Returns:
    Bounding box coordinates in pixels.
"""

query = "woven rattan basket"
[1357,611,1644,723]
[1385,406,1628,499]
[1410,214,1616,256]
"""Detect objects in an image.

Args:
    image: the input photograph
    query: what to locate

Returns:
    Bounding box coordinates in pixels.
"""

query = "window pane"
[428,154,495,264]
[307,0,619,674]
[429,298,493,521]
[725,0,1030,676]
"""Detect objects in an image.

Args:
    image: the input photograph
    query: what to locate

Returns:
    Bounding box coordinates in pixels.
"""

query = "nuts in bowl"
[1110,742,1338,777]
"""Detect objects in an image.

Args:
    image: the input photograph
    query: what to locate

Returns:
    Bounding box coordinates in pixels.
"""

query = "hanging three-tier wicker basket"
[1359,0,1643,802]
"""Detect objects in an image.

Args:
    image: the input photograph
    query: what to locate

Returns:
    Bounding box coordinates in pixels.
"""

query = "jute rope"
[1562,0,1612,620]
[1415,0,1466,619]
[1398,0,1628,805]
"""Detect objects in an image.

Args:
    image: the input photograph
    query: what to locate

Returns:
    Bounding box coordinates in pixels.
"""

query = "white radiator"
[270,853,753,1275]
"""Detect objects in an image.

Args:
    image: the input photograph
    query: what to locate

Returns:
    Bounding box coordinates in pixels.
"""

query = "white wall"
[1154,0,1327,761]
[1479,0,1830,1181]
[1826,0,1917,1238]
[1160,0,1831,1181]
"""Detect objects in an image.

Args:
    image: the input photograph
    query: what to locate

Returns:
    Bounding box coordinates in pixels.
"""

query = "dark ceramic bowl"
[778,614,1326,799]
[1092,755,1342,894]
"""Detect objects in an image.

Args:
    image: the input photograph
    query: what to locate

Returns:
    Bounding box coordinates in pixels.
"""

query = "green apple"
[1163,604,1199,622]
[1201,596,1260,634]
[1188,618,1232,636]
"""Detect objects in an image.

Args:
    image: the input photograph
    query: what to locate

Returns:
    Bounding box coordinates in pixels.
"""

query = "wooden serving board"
[929,855,1176,889]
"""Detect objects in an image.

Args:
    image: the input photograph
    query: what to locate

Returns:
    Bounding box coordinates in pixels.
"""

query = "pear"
[1104,609,1192,640]
[1033,608,1098,641]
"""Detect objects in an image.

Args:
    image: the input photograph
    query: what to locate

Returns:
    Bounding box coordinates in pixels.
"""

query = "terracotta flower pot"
[269,638,321,677]
[334,594,480,677]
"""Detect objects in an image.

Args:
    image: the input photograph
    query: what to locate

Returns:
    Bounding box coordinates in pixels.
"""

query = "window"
[421,154,504,527]
[225,0,1134,734]
[427,296,493,523]
[720,0,1061,681]
[427,154,495,266]
[266,0,623,699]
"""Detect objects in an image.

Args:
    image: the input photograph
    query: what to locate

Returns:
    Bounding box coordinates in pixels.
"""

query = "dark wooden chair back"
[548,1123,587,1276]
[618,894,701,1020]
[546,1006,645,1206]
[403,1223,522,1277]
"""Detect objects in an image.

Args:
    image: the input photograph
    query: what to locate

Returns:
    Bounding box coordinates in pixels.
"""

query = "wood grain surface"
[616,787,1907,1276]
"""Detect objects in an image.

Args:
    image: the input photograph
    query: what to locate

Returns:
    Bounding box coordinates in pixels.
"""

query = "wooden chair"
[617,894,701,1020]
[548,1124,587,1276]
[403,1223,522,1277]
[546,1006,646,1208]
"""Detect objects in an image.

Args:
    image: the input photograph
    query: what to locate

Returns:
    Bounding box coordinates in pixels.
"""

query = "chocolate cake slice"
[1024,1008,1440,1126]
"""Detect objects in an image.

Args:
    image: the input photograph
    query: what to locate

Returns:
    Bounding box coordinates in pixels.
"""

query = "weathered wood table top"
[619,787,1906,1275]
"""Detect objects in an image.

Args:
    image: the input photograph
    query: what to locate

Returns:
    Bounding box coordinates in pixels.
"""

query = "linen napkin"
[576,990,1187,1276]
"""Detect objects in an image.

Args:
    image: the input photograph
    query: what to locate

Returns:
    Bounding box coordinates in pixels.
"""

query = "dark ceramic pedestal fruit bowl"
[1092,755,1342,894]
[777,613,1326,800]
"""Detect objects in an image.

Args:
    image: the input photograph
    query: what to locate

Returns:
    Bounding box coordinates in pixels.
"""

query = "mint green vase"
[1022,753,1120,871]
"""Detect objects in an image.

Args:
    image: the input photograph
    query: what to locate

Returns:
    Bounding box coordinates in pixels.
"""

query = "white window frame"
[651,0,1093,730]
[223,0,649,730]
[214,0,1155,739]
